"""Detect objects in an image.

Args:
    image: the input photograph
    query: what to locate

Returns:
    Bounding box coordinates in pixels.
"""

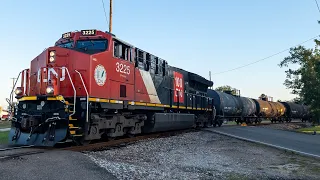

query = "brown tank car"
[252,94,287,122]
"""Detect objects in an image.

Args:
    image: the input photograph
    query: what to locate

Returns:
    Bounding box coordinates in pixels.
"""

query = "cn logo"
[37,67,66,83]
[173,71,184,103]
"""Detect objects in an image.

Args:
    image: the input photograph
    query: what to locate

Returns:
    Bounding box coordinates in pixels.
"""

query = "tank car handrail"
[62,67,76,117]
[75,70,89,123]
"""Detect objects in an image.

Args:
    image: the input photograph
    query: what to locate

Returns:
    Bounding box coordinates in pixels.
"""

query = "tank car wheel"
[218,120,223,127]
[212,122,217,127]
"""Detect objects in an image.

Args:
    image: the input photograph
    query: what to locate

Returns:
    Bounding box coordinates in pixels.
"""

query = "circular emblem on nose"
[94,64,107,86]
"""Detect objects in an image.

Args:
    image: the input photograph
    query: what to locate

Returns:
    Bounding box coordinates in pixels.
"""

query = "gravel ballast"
[85,131,320,180]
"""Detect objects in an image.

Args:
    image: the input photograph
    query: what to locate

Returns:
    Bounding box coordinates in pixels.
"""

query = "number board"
[62,32,71,39]
[173,71,184,103]
[81,29,96,36]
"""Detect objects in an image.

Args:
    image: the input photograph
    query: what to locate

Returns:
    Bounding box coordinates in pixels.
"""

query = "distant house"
[0,110,9,121]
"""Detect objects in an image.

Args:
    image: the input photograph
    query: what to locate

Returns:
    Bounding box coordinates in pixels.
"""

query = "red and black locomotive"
[9,29,218,146]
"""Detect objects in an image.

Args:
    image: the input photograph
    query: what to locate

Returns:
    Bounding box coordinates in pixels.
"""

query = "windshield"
[75,39,108,54]
[56,40,74,48]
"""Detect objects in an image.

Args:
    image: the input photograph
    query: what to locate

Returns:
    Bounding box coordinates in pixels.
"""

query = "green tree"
[291,97,303,104]
[259,93,267,99]
[279,43,320,122]
[215,85,233,92]
[215,85,239,96]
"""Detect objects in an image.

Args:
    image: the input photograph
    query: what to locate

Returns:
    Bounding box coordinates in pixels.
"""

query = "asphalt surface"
[205,126,320,158]
[0,150,118,180]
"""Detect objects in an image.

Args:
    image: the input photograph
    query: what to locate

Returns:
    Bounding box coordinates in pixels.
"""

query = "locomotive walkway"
[205,126,320,158]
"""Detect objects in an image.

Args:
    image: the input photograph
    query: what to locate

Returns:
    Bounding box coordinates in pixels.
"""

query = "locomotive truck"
[9,29,218,147]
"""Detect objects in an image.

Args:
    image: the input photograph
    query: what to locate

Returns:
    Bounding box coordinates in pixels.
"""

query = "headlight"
[15,87,23,95]
[49,51,55,56]
[49,51,56,63]
[46,86,54,95]
[49,56,55,62]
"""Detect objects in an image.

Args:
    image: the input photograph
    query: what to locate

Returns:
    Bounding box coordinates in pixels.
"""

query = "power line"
[212,35,320,75]
[101,0,109,27]
[315,0,320,14]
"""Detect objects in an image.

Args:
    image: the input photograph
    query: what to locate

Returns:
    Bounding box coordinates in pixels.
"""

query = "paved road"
[205,126,320,158]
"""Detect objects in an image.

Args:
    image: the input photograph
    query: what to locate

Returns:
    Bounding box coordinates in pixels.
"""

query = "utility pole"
[109,0,113,33]
[209,71,212,89]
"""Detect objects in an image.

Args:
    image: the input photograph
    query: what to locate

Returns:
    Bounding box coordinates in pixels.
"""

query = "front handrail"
[7,71,23,119]
[75,70,89,123]
[62,67,76,117]
[9,71,22,103]
[9,67,77,118]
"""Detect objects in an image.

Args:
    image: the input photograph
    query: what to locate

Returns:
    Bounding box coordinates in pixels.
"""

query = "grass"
[0,121,11,129]
[0,131,9,144]
[288,157,320,174]
[296,126,320,133]
[225,121,237,125]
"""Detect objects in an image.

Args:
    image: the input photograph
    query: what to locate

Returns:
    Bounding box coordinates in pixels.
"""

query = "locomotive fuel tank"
[239,97,256,117]
[142,113,195,133]
[207,89,242,117]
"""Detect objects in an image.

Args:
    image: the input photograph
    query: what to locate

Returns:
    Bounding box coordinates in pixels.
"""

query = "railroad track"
[63,129,196,152]
[0,145,49,160]
[226,120,305,127]
[61,121,306,152]
[0,121,307,157]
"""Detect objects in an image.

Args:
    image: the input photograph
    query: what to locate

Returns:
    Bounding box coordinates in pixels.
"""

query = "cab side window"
[113,39,131,62]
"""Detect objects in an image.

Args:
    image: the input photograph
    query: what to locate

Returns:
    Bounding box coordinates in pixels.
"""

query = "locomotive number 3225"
[116,62,130,75]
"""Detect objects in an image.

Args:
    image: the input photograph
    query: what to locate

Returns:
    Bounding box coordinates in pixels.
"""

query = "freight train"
[8,29,311,147]
[208,89,311,124]
[8,29,218,147]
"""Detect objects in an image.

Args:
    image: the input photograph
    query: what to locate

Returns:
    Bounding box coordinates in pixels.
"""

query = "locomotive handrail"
[7,71,23,119]
[75,70,89,123]
[9,71,22,102]
[62,67,77,117]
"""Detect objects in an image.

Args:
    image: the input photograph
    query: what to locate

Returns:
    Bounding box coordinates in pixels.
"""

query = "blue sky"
[0,0,319,108]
